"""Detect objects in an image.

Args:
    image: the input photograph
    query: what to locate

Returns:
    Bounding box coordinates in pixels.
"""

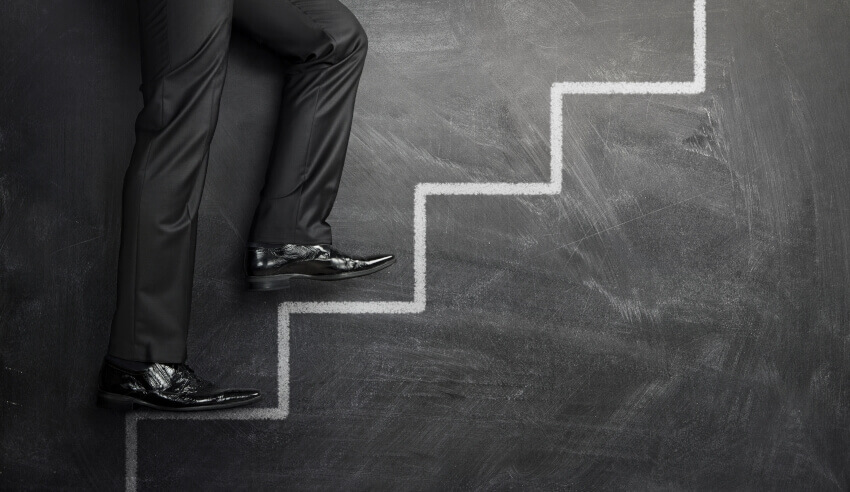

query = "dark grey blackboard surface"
[2,0,849,489]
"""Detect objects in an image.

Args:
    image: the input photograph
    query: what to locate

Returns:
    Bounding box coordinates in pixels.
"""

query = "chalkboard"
[2,0,849,489]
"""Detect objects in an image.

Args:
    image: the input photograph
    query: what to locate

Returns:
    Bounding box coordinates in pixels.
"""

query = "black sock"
[247,241,280,248]
[105,354,154,371]
[247,241,330,248]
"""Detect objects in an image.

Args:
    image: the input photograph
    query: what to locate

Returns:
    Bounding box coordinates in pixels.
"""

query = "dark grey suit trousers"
[108,0,368,362]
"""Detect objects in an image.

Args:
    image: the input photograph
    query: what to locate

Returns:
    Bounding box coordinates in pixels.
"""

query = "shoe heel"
[97,391,135,411]
[247,276,291,291]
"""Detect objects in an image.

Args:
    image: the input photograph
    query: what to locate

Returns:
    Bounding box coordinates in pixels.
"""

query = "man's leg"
[107,0,234,363]
[233,0,369,245]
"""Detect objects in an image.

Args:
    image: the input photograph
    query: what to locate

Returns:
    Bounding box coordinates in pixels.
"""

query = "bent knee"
[329,12,368,61]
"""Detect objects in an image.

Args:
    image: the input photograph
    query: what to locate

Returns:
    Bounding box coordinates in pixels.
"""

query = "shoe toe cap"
[223,388,262,403]
[366,254,395,267]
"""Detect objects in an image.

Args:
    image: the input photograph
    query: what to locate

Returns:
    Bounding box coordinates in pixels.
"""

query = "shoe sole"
[246,256,397,291]
[96,391,263,412]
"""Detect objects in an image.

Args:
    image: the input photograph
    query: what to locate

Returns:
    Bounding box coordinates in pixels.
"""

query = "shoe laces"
[170,364,214,392]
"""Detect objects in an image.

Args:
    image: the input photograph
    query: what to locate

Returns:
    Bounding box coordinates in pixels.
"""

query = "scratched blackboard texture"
[2,0,849,489]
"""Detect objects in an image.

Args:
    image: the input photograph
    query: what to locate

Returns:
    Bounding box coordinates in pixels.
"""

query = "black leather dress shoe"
[96,359,262,412]
[245,243,395,291]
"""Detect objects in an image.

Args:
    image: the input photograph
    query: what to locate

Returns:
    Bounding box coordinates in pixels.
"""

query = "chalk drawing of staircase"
[123,2,707,489]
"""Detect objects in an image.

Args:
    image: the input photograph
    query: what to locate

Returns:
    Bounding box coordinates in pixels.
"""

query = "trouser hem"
[106,344,187,365]
[246,236,333,247]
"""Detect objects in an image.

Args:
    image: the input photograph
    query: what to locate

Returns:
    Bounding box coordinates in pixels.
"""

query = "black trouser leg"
[107,0,367,363]
[108,0,234,363]
[235,0,369,245]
